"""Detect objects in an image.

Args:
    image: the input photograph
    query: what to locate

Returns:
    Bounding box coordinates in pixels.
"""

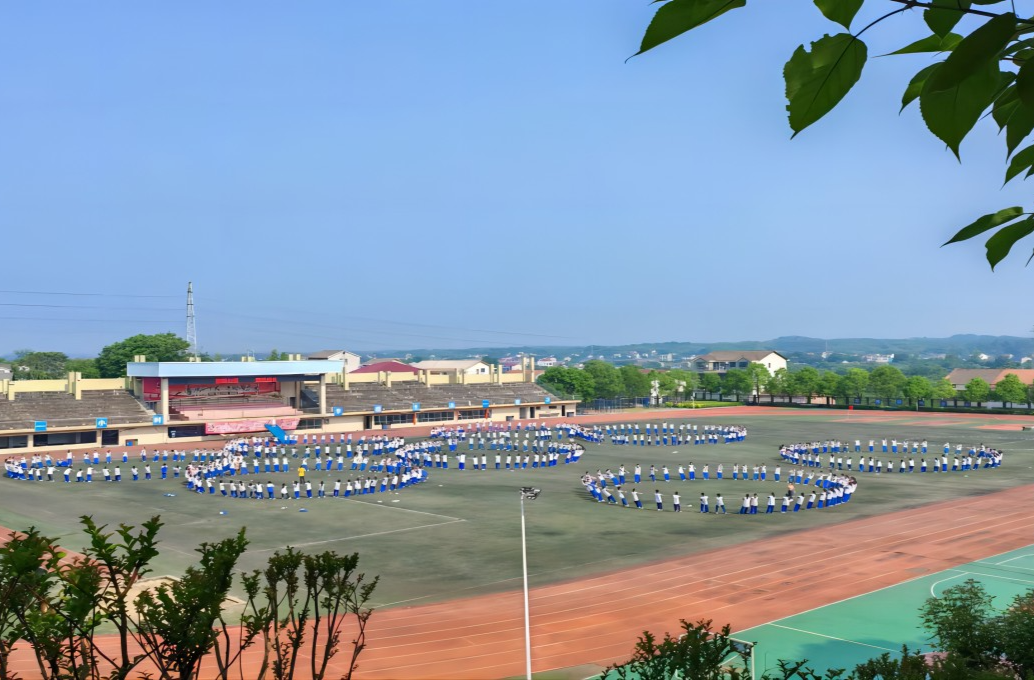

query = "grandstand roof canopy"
[127,360,343,378]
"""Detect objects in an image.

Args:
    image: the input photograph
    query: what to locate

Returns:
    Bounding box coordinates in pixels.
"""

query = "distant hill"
[330,334,1034,363]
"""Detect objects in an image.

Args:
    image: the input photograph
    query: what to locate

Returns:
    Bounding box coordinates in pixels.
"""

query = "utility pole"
[186,282,198,359]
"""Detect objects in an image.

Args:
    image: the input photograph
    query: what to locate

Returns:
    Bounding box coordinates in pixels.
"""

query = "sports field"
[2,406,1033,677]
[737,546,1034,675]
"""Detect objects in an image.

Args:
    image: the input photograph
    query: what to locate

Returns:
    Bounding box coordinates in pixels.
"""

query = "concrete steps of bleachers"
[0,390,152,431]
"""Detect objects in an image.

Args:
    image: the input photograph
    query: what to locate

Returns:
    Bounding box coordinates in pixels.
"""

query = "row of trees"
[538,361,1034,408]
[763,365,1032,408]
[3,334,192,380]
[0,516,376,680]
[3,336,330,381]
[537,361,706,402]
[608,579,1034,679]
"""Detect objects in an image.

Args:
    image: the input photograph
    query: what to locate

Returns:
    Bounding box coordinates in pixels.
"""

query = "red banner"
[204,417,300,435]
[142,378,279,401]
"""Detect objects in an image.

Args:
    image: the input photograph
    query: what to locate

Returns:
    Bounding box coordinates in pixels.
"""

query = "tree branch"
[888,0,1034,27]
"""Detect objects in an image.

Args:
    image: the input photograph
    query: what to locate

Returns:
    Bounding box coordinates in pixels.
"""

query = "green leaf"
[920,62,1001,158]
[902,64,939,111]
[1016,59,1034,109]
[1005,144,1034,182]
[784,34,867,136]
[888,32,962,55]
[927,13,1015,93]
[637,0,747,55]
[986,217,1034,269]
[992,84,1019,129]
[813,0,863,30]
[1006,101,1034,154]
[925,0,972,37]
[943,206,1023,245]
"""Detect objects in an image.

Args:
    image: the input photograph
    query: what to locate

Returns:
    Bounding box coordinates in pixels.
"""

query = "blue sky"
[1,1,1031,357]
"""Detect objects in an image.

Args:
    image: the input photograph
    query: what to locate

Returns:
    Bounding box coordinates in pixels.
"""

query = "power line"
[203,298,570,340]
[211,310,555,345]
[0,303,180,311]
[0,317,177,323]
[0,289,178,298]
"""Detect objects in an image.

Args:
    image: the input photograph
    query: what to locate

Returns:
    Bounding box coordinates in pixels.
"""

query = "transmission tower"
[186,282,198,359]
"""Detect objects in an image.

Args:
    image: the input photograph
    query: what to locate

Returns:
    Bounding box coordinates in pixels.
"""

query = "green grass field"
[1,410,1032,610]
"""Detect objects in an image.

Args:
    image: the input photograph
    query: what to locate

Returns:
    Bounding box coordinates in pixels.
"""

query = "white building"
[861,353,895,364]
[411,359,490,376]
[693,350,787,375]
[306,350,361,374]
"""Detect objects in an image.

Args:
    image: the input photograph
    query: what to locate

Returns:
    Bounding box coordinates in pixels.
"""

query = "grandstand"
[0,357,575,452]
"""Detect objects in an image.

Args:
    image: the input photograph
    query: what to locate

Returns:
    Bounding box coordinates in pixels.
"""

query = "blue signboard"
[95,417,108,429]
[940,400,948,408]
[918,399,925,407]
[447,401,456,409]
[482,399,490,408]
[875,399,882,406]
[373,405,383,413]
[332,406,343,416]
[544,397,551,404]
[34,421,47,432]
[412,402,421,412]
[514,398,521,405]
[853,397,861,405]
[895,399,903,406]
[152,414,165,426]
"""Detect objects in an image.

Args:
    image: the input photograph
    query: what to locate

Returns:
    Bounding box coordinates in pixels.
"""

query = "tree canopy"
[993,371,1028,404]
[636,0,1034,270]
[963,376,992,403]
[95,333,191,378]
[7,350,69,380]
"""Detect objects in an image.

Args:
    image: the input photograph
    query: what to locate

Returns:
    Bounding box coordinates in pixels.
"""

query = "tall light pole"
[519,486,540,680]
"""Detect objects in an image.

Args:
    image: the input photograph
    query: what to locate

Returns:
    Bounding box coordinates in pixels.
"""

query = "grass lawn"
[1,410,1031,609]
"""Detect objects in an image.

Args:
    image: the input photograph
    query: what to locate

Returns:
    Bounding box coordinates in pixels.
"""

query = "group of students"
[600,422,747,447]
[429,421,607,450]
[2,422,588,491]
[778,441,1004,474]
[583,470,857,514]
[623,462,785,484]
[6,455,185,482]
[184,465,428,500]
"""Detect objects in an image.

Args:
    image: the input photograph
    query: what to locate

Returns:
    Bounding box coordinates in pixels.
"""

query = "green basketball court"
[735,546,1034,675]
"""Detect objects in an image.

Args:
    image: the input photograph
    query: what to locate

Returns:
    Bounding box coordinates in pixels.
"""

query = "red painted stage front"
[142,378,280,401]
[204,417,300,435]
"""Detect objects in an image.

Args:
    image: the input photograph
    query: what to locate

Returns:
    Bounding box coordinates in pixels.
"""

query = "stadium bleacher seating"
[324,382,555,412]
[0,390,151,431]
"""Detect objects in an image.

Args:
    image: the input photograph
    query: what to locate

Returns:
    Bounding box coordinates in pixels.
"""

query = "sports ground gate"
[0,358,573,451]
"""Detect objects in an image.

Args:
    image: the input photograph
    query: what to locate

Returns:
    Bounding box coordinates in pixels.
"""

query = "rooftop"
[127,360,344,379]
[350,361,419,375]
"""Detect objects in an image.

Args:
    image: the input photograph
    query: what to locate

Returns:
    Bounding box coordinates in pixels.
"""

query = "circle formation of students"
[426,421,592,469]
[582,464,857,516]
[1,422,602,501]
[599,422,747,446]
[2,433,438,502]
[778,438,1005,474]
